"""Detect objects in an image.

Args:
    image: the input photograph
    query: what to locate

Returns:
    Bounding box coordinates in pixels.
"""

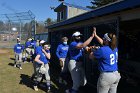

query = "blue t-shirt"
[14,44,23,53]
[35,46,42,56]
[25,41,31,48]
[94,46,118,72]
[30,41,36,48]
[36,50,50,64]
[56,43,69,59]
[69,41,83,61]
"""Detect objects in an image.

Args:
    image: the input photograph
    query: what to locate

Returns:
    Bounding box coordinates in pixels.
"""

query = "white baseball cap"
[28,38,32,41]
[40,40,45,44]
[103,33,111,42]
[72,32,82,37]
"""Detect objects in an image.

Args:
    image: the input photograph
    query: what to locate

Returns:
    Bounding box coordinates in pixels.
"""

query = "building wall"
[57,6,67,22]
[67,6,87,19]
[50,7,140,32]
[48,7,140,83]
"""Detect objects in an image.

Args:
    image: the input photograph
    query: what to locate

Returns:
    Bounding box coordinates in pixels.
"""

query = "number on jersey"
[110,52,118,65]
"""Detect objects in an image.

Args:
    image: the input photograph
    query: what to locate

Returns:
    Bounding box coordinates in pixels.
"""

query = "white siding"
[67,6,87,19]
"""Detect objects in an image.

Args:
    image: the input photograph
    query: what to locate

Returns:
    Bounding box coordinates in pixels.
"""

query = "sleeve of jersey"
[71,42,77,48]
[93,48,103,59]
[36,47,41,54]
[56,45,60,59]
[36,51,41,56]
[46,50,50,53]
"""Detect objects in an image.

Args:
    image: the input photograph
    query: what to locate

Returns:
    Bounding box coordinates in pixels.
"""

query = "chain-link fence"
[0,10,36,48]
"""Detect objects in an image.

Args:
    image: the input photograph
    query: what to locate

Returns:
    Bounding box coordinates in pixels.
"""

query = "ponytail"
[109,33,117,50]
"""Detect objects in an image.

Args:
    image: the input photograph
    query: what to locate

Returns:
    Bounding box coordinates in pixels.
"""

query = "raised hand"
[93,27,97,36]
[91,27,96,37]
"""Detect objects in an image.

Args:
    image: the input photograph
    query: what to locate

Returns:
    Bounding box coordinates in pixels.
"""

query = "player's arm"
[76,27,96,49]
[42,49,51,59]
[35,54,44,65]
[94,28,103,45]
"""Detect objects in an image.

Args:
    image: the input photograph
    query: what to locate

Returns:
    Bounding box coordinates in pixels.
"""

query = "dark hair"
[42,42,50,47]
[108,33,117,50]
[61,37,68,42]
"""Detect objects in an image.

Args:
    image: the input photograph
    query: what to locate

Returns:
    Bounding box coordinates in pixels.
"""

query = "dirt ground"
[0,49,9,54]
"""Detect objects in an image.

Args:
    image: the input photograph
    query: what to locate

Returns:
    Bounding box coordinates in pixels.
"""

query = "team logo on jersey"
[17,47,21,49]
[62,47,68,50]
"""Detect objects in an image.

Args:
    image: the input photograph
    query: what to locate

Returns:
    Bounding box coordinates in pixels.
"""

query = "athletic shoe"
[65,89,70,93]
[19,67,22,69]
[14,64,16,67]
[47,89,51,93]
[33,86,38,91]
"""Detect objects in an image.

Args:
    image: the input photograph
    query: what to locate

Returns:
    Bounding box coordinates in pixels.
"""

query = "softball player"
[33,42,51,92]
[30,38,37,62]
[66,28,96,93]
[90,32,121,93]
[25,38,32,61]
[31,40,45,81]
[56,37,69,84]
[14,41,24,69]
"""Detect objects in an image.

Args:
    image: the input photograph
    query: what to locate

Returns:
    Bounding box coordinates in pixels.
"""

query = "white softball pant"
[60,58,68,73]
[68,60,87,91]
[35,63,50,82]
[25,48,32,57]
[97,71,121,93]
[15,53,22,66]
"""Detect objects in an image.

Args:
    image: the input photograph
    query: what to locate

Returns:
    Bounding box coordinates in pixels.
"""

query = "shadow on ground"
[10,57,15,60]
[8,63,15,66]
[19,74,34,90]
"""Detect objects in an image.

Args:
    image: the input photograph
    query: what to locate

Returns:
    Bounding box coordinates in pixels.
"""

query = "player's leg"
[18,53,22,69]
[33,64,42,91]
[14,53,18,67]
[31,61,37,81]
[80,64,87,86]
[44,64,51,92]
[97,73,110,93]
[109,72,121,93]
[68,60,80,92]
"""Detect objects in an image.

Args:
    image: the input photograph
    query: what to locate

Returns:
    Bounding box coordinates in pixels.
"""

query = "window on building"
[59,11,65,21]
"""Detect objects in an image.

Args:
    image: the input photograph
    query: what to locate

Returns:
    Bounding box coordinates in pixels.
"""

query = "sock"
[46,80,51,90]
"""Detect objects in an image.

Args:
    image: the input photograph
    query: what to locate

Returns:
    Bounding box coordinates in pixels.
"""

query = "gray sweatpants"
[15,53,22,66]
[68,60,87,91]
[25,48,32,57]
[35,63,50,82]
[97,71,121,93]
[60,58,68,73]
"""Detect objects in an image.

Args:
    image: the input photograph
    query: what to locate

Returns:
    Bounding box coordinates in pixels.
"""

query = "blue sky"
[0,0,91,21]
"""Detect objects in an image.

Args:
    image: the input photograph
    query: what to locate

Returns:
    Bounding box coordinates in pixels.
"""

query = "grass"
[1,49,140,93]
[0,48,68,93]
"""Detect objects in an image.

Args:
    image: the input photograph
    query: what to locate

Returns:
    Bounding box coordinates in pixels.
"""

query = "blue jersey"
[30,41,36,48]
[35,46,42,56]
[69,41,83,61]
[36,50,50,64]
[56,43,69,59]
[25,41,31,48]
[94,46,118,72]
[14,44,23,53]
